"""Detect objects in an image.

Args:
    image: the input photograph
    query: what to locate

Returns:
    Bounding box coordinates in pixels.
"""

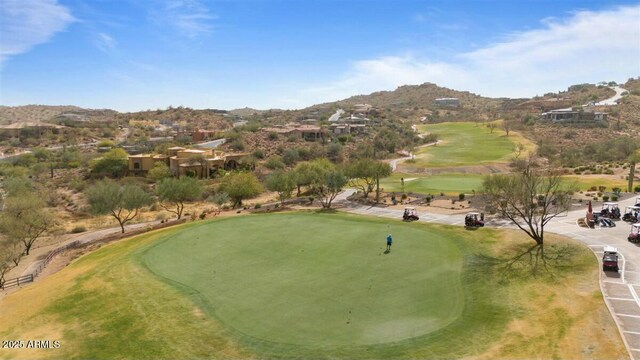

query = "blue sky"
[1,0,639,111]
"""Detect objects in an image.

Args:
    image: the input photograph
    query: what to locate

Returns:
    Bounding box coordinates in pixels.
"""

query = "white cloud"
[162,0,216,38]
[292,5,640,107]
[96,32,116,53]
[0,0,75,63]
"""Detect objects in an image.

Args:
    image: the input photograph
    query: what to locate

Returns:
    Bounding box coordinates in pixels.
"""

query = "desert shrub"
[458,193,465,201]
[264,156,285,170]
[603,195,609,202]
[598,186,607,192]
[612,196,619,201]
[70,226,87,233]
[252,149,265,159]
[635,185,640,193]
[401,193,407,200]
[268,132,278,141]
[254,203,262,209]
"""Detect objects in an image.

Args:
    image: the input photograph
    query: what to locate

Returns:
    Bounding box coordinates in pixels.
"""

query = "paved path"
[19,221,156,278]
[335,189,639,359]
[596,86,628,106]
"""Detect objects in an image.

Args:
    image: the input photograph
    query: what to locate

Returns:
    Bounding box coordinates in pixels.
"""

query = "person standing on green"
[386,234,393,252]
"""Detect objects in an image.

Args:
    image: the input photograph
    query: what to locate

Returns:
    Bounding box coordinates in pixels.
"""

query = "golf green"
[142,213,464,346]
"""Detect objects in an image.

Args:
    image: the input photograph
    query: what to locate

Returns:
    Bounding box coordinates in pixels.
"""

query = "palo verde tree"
[304,158,347,209]
[219,172,263,208]
[266,170,296,205]
[344,158,392,199]
[90,148,129,178]
[156,177,203,219]
[317,169,347,209]
[481,161,575,255]
[0,193,56,256]
[86,179,153,233]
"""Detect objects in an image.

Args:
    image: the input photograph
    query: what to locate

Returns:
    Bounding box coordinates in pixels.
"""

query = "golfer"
[386,234,393,251]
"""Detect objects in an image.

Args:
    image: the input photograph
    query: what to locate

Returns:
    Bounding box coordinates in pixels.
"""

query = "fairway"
[380,173,484,195]
[410,122,531,168]
[142,213,464,346]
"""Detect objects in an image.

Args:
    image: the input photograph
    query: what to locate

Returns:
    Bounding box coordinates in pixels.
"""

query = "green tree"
[344,159,392,199]
[317,170,347,209]
[220,172,263,208]
[266,170,296,205]
[301,158,346,209]
[91,148,128,177]
[86,179,152,233]
[293,161,314,196]
[147,162,171,181]
[0,193,55,255]
[156,177,203,219]
[0,237,23,289]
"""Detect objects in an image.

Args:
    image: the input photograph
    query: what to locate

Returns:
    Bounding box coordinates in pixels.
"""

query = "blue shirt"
[386,235,393,244]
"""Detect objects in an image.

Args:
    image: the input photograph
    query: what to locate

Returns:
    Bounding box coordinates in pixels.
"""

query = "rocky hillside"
[0,105,85,125]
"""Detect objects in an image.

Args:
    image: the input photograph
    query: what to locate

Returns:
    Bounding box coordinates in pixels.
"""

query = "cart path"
[335,189,639,360]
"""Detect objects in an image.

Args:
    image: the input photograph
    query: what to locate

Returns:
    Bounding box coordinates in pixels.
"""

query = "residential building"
[128,146,249,178]
[539,109,608,123]
[261,124,324,141]
[434,98,460,108]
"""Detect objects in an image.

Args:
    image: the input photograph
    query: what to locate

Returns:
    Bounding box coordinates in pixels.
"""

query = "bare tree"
[502,119,511,136]
[481,162,575,254]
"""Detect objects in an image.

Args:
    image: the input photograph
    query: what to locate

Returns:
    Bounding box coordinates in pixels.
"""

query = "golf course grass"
[380,173,484,195]
[410,122,534,168]
[0,212,626,359]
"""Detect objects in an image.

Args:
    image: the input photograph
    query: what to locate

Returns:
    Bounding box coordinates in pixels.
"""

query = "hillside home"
[539,109,608,123]
[434,98,460,108]
[261,124,324,141]
[128,146,249,178]
[330,123,367,135]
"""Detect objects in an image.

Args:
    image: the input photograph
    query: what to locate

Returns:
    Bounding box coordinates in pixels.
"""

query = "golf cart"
[629,223,640,243]
[403,207,419,222]
[465,212,485,228]
[623,206,640,222]
[601,202,621,220]
[602,246,619,272]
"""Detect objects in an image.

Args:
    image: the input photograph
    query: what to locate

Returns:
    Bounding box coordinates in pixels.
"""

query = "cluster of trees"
[0,178,56,288]
[265,157,392,209]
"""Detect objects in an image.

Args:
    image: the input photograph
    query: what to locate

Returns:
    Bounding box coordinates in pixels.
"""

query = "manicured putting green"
[412,122,518,167]
[143,213,464,346]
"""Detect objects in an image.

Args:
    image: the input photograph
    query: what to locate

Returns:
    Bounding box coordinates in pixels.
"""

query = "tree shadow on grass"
[477,243,581,284]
